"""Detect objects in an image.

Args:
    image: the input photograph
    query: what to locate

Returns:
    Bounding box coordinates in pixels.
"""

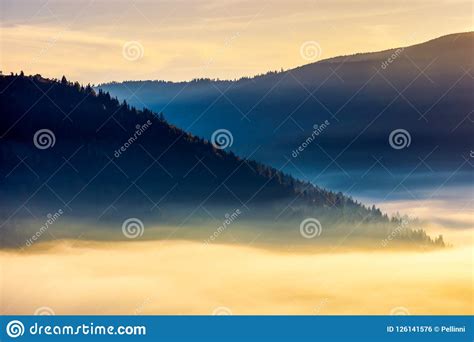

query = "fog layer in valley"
[1,233,471,315]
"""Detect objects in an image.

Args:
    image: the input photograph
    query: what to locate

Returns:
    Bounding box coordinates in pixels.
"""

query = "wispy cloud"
[1,0,472,83]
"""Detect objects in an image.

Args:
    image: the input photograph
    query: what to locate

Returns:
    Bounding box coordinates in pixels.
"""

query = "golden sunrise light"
[1,1,473,339]
[1,0,472,83]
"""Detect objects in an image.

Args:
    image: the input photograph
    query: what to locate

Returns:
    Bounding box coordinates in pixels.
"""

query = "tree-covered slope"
[0,74,444,248]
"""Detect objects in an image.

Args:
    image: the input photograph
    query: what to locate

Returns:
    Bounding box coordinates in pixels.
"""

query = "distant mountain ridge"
[99,32,473,198]
[0,74,443,248]
[0,75,369,217]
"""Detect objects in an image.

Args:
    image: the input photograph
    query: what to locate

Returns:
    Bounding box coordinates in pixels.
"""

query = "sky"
[1,0,472,84]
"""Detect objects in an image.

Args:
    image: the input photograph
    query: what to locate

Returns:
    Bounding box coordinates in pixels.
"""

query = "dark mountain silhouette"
[0,74,443,248]
[99,32,473,196]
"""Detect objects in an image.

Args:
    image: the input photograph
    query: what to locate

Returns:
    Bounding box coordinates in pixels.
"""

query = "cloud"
[1,239,472,314]
[1,0,472,82]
